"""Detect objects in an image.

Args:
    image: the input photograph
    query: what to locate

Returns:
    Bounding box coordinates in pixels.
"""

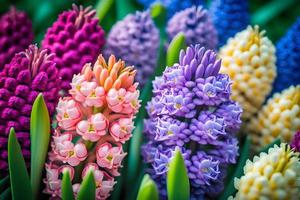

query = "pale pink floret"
[110,118,134,143]
[52,133,88,166]
[96,142,126,176]
[70,74,86,102]
[76,113,108,142]
[56,97,82,130]
[44,164,74,197]
[106,87,140,114]
[82,163,115,200]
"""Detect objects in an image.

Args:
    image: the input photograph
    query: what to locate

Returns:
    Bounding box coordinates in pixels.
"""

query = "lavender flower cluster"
[105,11,159,87]
[142,44,242,199]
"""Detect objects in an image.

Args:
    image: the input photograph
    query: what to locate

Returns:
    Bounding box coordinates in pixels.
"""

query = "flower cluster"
[142,44,242,199]
[44,54,140,199]
[0,45,60,176]
[291,131,300,153]
[0,7,33,69]
[137,0,204,18]
[219,25,276,121]
[105,11,159,87]
[209,0,249,47]
[272,18,300,94]
[232,143,300,200]
[42,5,105,92]
[167,6,217,49]
[247,85,300,151]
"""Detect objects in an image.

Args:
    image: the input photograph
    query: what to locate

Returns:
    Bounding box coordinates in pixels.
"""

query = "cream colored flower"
[233,143,300,200]
[247,85,300,150]
[219,25,276,121]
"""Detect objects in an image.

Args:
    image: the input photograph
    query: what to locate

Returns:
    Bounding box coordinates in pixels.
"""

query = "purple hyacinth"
[291,131,300,152]
[0,45,60,177]
[42,4,105,92]
[167,6,218,50]
[105,11,160,87]
[0,7,34,70]
[142,44,242,199]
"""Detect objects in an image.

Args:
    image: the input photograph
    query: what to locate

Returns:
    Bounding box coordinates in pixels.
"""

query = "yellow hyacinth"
[219,25,276,121]
[247,85,300,150]
[233,143,300,200]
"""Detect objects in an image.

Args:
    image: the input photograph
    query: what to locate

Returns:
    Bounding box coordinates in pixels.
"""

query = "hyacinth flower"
[0,7,34,70]
[167,6,217,50]
[42,4,105,92]
[247,85,300,151]
[291,131,300,153]
[0,45,60,177]
[142,44,242,199]
[272,18,300,94]
[219,25,276,121]
[44,54,140,199]
[209,0,249,47]
[232,143,300,200]
[105,11,159,87]
[137,0,204,18]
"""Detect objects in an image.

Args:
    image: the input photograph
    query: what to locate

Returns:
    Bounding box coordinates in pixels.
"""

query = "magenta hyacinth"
[105,11,160,87]
[142,44,242,199]
[42,5,105,92]
[0,7,34,70]
[0,45,60,177]
[167,6,218,50]
[291,131,300,152]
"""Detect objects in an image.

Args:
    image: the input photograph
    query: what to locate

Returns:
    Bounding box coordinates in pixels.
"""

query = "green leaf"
[127,120,144,182]
[77,171,96,200]
[218,136,251,200]
[0,187,11,200]
[137,174,159,200]
[167,33,186,66]
[167,149,190,200]
[251,0,297,26]
[8,128,33,200]
[258,138,281,153]
[151,3,167,40]
[30,94,50,199]
[96,0,115,22]
[116,0,136,20]
[0,176,9,192]
[61,170,75,200]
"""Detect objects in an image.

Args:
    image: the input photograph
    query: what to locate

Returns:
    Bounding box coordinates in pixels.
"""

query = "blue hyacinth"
[272,18,300,94]
[209,0,249,47]
[137,0,204,18]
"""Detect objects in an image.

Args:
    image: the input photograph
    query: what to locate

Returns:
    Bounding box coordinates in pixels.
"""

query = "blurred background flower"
[105,11,160,87]
[209,0,249,47]
[272,18,300,94]
[0,7,33,69]
[167,6,217,49]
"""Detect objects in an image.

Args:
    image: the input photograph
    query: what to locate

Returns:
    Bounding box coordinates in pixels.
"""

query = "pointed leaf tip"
[167,149,190,200]
[77,170,96,200]
[137,174,159,200]
[30,93,50,199]
[8,128,33,200]
[167,33,186,66]
[62,170,75,200]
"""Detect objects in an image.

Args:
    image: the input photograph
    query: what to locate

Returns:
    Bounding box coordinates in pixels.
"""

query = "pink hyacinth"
[44,54,140,199]
[110,118,134,143]
[76,113,108,142]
